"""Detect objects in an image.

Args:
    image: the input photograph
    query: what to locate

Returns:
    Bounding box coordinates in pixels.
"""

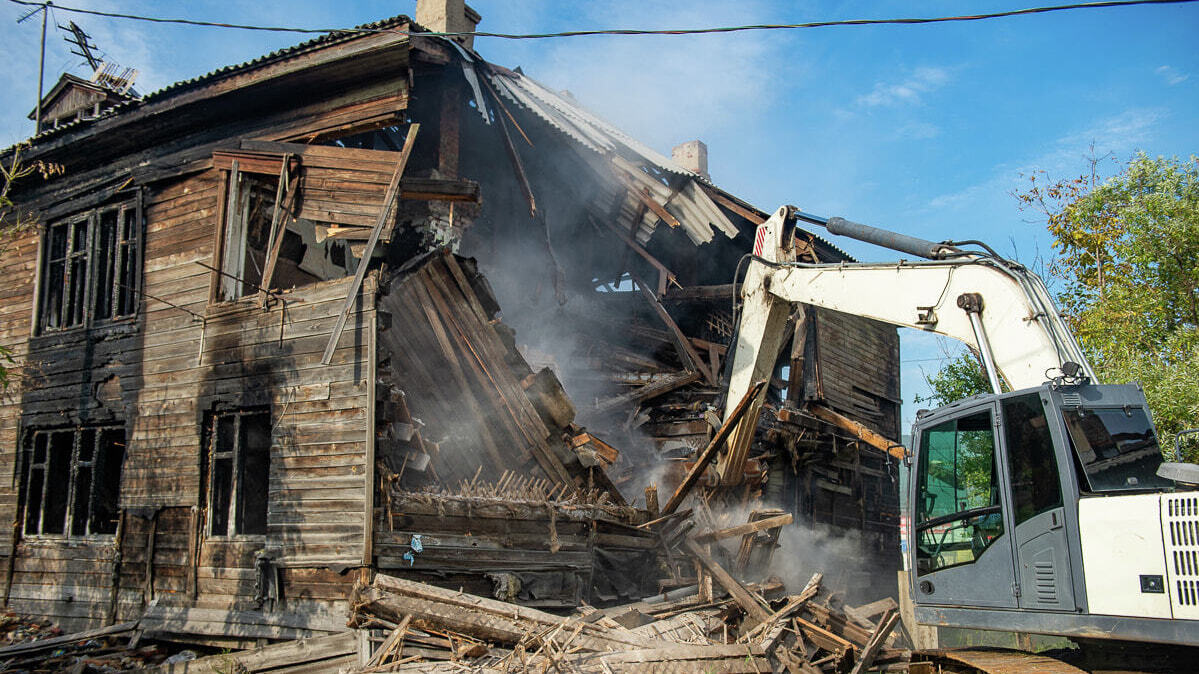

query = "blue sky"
[2,1,1197,429]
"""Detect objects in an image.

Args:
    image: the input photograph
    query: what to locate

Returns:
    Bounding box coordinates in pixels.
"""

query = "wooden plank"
[592,370,701,414]
[803,404,905,460]
[320,123,418,365]
[633,274,713,384]
[684,538,771,629]
[849,609,901,674]
[258,155,302,307]
[144,631,357,673]
[694,512,793,543]
[701,185,767,225]
[660,381,766,516]
[0,621,137,657]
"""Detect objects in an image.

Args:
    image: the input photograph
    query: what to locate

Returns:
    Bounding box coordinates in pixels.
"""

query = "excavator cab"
[907,382,1195,645]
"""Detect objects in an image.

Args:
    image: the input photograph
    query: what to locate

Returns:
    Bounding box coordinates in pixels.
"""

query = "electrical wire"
[8,0,1197,40]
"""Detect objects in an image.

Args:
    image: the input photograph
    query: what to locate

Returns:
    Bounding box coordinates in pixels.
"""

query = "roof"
[481,58,851,259]
[8,14,413,152]
[5,12,850,260]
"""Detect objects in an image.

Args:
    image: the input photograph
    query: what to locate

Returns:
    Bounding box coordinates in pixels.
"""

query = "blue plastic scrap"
[403,533,424,566]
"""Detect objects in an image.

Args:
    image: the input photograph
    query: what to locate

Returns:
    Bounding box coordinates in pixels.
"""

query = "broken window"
[203,410,271,536]
[216,165,355,302]
[39,201,141,332]
[21,426,125,537]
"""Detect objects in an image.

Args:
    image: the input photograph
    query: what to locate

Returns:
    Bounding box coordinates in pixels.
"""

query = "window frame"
[913,407,1007,576]
[202,408,272,539]
[20,425,126,539]
[35,196,143,335]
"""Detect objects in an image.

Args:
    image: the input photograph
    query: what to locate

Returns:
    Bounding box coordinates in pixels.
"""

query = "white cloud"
[1155,65,1188,86]
[857,66,951,107]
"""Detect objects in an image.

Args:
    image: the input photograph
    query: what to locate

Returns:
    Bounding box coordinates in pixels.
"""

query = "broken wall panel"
[375,252,577,490]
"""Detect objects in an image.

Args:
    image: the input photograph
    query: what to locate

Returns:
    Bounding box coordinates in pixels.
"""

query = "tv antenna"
[59,20,139,96]
[60,20,102,70]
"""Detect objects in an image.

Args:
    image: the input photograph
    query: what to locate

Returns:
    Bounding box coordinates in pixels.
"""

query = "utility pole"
[16,1,51,135]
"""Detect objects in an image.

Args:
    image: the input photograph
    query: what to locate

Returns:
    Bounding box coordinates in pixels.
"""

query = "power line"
[8,0,1197,40]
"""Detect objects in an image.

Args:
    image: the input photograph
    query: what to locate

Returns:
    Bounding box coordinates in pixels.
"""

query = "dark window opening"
[218,171,355,301]
[1002,394,1063,526]
[39,201,141,333]
[21,426,125,537]
[203,410,271,536]
[914,409,1005,575]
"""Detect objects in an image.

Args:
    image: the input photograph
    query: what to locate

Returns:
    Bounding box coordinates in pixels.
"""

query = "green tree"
[1021,154,1199,457]
[920,154,1199,459]
[916,351,990,409]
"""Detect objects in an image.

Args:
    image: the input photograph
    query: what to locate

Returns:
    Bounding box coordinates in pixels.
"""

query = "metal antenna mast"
[16,1,51,135]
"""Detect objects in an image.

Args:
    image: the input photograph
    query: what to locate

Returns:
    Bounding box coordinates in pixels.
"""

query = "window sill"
[204,535,268,544]
[20,534,117,545]
[33,317,140,343]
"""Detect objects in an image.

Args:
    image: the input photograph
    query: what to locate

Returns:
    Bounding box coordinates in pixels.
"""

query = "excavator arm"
[721,206,1094,478]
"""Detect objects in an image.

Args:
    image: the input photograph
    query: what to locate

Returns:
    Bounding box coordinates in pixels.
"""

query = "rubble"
[3,507,911,672]
[339,507,911,673]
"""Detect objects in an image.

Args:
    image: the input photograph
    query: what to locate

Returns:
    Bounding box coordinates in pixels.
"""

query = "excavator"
[722,205,1199,673]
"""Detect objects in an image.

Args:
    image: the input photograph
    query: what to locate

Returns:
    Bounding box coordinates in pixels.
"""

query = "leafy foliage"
[915,351,990,409]
[921,154,1198,459]
[1021,154,1199,458]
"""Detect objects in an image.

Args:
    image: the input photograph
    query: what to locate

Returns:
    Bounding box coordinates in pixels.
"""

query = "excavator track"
[910,648,1088,674]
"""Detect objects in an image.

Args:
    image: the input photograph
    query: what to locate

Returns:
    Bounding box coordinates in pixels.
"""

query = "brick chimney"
[415,0,482,49]
[672,140,709,181]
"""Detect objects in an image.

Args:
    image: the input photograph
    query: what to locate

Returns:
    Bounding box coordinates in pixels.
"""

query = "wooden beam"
[804,404,906,460]
[684,538,771,629]
[701,185,766,225]
[661,283,739,303]
[849,609,901,674]
[593,216,678,290]
[693,512,793,543]
[0,621,138,658]
[661,381,766,516]
[258,154,301,307]
[593,370,701,414]
[615,172,681,229]
[632,274,714,385]
[320,123,418,365]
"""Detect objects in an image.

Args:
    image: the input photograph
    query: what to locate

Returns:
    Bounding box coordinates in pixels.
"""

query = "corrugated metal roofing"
[483,62,851,259]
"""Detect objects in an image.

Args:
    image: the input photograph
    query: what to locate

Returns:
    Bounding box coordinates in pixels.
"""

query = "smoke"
[769,521,887,606]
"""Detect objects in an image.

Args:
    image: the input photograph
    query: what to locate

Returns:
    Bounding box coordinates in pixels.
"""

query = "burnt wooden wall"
[0,166,377,633]
[810,308,902,440]
[0,28,416,635]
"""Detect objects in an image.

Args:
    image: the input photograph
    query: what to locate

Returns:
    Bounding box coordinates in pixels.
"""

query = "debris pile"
[336,500,907,673]
[0,618,174,672]
[343,564,905,673]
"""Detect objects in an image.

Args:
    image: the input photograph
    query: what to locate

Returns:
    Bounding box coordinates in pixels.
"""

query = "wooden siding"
[813,308,902,439]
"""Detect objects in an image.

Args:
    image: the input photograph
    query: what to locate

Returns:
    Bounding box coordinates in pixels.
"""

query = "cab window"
[915,409,1004,575]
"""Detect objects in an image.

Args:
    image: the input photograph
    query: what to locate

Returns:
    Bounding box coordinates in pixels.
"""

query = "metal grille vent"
[1060,392,1082,407]
[1034,561,1058,604]
[1163,496,1199,617]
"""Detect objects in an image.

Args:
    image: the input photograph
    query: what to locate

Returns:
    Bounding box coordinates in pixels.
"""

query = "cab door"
[911,404,1018,608]
[1000,393,1075,611]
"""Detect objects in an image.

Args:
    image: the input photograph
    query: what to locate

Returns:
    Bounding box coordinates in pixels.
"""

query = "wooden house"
[0,3,902,644]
